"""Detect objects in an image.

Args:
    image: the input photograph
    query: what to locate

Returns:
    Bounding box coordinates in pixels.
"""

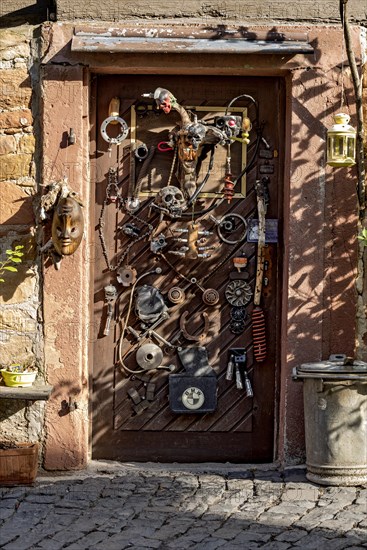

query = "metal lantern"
[327,113,356,167]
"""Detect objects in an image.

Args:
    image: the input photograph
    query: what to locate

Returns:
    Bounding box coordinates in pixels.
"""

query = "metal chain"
[98,169,154,272]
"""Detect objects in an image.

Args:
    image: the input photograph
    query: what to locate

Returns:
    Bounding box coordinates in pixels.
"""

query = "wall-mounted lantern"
[327,113,356,168]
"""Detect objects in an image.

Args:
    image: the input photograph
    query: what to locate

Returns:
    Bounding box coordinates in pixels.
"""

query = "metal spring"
[252,307,267,363]
[223,174,235,203]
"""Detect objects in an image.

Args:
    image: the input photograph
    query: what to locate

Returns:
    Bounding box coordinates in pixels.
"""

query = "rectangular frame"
[130,105,247,198]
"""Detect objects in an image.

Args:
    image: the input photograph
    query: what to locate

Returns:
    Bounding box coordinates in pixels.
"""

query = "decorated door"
[91,74,283,462]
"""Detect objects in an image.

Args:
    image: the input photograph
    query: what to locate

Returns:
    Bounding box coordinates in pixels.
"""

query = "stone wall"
[0,26,44,446]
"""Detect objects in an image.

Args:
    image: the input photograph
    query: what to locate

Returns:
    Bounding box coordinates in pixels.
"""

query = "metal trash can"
[293,355,367,486]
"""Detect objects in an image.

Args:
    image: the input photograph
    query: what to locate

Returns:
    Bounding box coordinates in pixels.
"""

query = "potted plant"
[0,244,39,485]
[0,360,38,388]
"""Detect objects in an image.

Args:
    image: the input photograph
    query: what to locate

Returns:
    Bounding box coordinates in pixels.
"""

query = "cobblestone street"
[0,462,366,549]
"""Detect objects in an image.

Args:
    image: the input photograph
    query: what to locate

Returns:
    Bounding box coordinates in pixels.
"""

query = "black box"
[169,375,217,413]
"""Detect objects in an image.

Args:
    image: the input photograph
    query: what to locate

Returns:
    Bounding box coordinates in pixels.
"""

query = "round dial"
[181,387,205,410]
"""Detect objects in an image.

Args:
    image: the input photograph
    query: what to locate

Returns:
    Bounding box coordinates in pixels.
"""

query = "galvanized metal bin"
[293,356,367,486]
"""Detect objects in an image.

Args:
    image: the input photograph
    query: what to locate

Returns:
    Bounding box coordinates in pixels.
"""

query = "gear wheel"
[225,280,252,307]
[230,320,246,334]
[230,307,248,321]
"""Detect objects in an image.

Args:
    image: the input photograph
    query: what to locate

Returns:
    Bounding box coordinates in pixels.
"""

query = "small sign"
[247,219,279,243]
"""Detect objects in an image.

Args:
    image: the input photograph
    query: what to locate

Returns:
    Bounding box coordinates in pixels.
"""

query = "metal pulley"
[136,343,163,370]
[168,287,186,304]
[225,280,252,307]
[202,288,220,306]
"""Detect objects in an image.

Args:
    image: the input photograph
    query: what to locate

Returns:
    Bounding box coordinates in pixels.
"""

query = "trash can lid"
[298,361,367,374]
[295,357,367,380]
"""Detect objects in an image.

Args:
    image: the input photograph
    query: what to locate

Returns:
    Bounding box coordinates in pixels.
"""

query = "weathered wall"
[54,0,367,24]
[0,26,45,446]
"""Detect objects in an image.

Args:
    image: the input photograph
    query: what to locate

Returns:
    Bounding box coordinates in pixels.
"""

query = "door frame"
[41,23,357,469]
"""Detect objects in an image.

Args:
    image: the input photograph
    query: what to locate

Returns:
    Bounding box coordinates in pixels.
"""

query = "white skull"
[157,186,186,212]
[186,123,206,150]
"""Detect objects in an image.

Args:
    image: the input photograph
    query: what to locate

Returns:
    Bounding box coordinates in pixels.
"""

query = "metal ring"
[100,116,129,145]
[217,213,248,245]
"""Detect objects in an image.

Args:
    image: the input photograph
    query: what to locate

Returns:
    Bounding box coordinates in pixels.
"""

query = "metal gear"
[230,307,248,321]
[225,280,252,307]
[117,266,137,287]
[229,320,246,334]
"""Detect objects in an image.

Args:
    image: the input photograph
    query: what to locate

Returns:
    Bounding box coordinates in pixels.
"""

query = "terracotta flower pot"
[0,442,39,486]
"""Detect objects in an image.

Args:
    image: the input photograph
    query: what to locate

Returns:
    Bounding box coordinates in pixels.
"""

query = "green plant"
[0,245,24,283]
[357,228,367,247]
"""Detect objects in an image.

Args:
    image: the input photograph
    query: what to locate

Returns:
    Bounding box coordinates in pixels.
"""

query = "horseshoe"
[179,311,210,342]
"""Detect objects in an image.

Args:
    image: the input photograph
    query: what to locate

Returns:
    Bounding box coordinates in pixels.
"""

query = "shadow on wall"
[0,0,54,27]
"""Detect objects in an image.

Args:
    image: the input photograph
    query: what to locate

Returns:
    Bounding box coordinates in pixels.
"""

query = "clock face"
[181,387,205,410]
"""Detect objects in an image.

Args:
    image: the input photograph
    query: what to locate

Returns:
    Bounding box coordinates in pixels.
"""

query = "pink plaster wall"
[41,23,360,467]
[42,65,90,469]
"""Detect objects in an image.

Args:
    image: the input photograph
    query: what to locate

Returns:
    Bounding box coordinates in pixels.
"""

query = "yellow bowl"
[0,369,37,387]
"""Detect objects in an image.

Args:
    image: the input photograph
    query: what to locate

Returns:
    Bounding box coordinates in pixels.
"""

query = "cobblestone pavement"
[0,462,366,550]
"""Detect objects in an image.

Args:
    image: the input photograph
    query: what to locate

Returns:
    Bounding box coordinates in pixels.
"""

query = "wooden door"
[91,74,283,462]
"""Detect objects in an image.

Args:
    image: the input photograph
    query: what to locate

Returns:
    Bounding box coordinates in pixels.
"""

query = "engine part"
[180,311,210,342]
[202,288,219,306]
[135,285,167,324]
[172,222,212,260]
[230,307,248,322]
[210,213,248,245]
[150,233,168,254]
[125,197,141,213]
[136,343,163,370]
[229,320,246,334]
[122,223,140,238]
[214,115,242,138]
[226,355,235,380]
[135,142,149,161]
[225,280,252,307]
[168,287,186,305]
[100,116,129,150]
[117,266,137,287]
[103,284,118,336]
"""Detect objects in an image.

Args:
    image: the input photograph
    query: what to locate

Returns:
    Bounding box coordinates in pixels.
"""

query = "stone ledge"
[0,383,53,400]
